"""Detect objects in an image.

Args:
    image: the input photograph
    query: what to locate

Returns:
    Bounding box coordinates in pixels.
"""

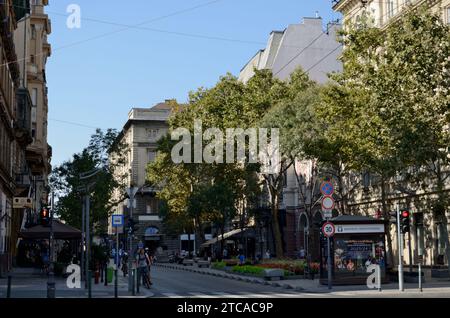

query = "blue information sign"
[112,215,124,227]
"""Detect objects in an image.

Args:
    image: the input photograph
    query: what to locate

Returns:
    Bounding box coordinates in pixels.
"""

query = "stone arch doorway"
[310,211,323,262]
[144,226,161,254]
[297,213,309,258]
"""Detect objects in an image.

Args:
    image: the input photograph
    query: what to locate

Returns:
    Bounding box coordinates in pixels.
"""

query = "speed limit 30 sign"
[322,222,336,237]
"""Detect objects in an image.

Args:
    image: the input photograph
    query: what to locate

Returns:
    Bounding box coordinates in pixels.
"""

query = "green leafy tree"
[50,129,128,235]
[318,6,450,268]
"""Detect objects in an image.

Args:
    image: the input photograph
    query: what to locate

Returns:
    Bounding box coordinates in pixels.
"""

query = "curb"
[155,263,300,290]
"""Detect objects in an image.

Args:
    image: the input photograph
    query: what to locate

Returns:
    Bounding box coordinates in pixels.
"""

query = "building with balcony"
[111,101,181,255]
[332,0,450,270]
[332,0,450,27]
[13,0,52,225]
[0,0,52,276]
[0,0,30,276]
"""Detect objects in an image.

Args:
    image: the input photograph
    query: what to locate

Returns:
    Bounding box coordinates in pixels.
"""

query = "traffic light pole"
[327,236,332,290]
[81,196,85,284]
[85,195,91,298]
[47,193,55,298]
[408,231,413,273]
[396,204,404,291]
[128,199,134,293]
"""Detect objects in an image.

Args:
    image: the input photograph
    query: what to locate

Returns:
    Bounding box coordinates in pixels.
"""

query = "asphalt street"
[1,266,450,298]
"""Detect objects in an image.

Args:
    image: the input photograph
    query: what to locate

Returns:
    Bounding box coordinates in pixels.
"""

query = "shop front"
[320,215,388,285]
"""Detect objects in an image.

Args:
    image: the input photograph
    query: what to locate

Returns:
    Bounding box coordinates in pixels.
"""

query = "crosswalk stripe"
[161,291,306,298]
[188,292,217,298]
[162,292,184,298]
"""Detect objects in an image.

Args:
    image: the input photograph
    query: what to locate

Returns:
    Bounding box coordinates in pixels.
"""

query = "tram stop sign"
[322,222,336,238]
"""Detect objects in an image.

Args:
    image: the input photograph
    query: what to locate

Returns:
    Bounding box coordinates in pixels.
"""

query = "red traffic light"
[402,210,410,218]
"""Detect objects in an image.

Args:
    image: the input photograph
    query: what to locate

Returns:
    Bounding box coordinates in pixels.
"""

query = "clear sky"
[46,0,340,166]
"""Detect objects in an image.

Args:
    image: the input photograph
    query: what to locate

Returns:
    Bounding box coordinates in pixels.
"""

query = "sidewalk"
[0,267,153,298]
[154,262,450,295]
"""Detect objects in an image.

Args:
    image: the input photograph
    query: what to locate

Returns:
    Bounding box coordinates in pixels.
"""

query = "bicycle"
[141,269,152,289]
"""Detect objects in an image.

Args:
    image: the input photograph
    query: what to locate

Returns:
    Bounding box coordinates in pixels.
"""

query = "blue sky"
[46,0,340,166]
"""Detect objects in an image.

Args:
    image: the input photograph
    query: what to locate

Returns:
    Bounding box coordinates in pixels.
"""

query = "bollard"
[88,270,92,298]
[132,269,136,296]
[114,268,118,298]
[136,269,140,294]
[7,275,12,298]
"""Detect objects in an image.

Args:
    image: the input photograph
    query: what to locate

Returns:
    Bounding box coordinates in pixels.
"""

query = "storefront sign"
[336,224,385,234]
[13,197,32,209]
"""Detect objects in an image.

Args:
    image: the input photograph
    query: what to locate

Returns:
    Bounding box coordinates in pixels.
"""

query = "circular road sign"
[321,195,335,211]
[322,222,336,238]
[320,182,334,196]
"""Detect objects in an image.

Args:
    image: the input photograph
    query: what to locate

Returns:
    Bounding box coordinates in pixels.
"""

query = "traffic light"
[40,206,50,226]
[127,218,138,234]
[401,210,410,233]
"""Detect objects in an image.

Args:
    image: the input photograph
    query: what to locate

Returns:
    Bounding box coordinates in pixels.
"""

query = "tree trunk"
[435,162,450,277]
[381,175,394,268]
[271,200,284,258]
[194,219,204,257]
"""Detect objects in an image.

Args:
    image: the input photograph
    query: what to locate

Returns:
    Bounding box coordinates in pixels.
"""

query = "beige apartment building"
[110,101,180,255]
[333,0,450,26]
[13,0,52,245]
[332,0,450,270]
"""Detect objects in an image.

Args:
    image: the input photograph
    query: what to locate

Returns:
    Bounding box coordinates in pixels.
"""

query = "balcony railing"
[14,88,33,146]
[14,167,32,188]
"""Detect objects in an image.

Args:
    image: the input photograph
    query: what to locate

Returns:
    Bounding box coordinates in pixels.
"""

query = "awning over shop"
[200,228,250,248]
[19,220,82,240]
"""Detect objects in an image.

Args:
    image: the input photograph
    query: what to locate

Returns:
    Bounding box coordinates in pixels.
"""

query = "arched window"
[145,227,159,236]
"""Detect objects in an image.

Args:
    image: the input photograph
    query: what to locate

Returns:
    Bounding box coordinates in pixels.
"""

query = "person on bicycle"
[136,248,151,288]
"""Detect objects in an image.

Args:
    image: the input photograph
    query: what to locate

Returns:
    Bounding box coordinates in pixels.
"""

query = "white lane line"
[189,292,217,298]
[213,292,242,298]
[239,293,275,298]
[162,292,184,298]
[302,293,327,297]
[331,292,356,296]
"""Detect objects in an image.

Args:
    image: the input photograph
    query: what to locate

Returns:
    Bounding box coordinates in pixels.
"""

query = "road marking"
[188,292,216,298]
[302,293,326,297]
[332,292,355,296]
[162,292,184,298]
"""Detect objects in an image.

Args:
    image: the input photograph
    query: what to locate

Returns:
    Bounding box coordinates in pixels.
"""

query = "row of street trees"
[147,7,450,268]
[50,129,128,236]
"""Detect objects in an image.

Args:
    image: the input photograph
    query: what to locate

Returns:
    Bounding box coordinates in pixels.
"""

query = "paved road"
[150,266,301,298]
[146,266,450,298]
[2,266,450,298]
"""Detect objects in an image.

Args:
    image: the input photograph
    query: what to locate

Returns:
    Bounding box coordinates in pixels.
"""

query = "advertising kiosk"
[320,215,388,285]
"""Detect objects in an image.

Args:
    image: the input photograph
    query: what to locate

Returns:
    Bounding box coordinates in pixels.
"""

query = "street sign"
[320,181,334,196]
[112,215,124,227]
[13,197,32,209]
[321,195,335,211]
[322,222,336,238]
[322,210,333,219]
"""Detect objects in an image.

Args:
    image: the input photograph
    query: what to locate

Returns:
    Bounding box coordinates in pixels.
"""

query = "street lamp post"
[79,168,102,298]
[126,186,141,293]
[47,192,55,298]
